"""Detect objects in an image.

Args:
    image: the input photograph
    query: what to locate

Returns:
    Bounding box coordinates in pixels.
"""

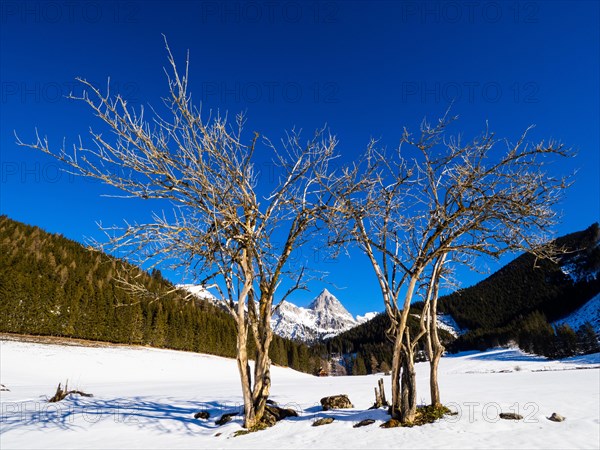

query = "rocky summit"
[271,289,375,343]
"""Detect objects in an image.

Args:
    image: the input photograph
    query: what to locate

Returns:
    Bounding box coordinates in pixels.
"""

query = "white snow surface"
[553,293,600,334]
[1,339,599,449]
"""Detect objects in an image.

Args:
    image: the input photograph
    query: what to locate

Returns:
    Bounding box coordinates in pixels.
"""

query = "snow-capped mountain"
[178,284,377,342]
[272,289,376,342]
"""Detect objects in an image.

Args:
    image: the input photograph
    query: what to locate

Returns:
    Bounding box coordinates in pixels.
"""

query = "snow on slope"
[177,284,219,302]
[437,314,465,337]
[356,312,377,324]
[1,338,598,449]
[410,313,465,337]
[553,293,600,334]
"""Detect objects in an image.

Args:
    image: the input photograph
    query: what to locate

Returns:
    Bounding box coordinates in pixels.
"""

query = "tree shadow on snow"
[1,394,395,435]
[459,348,545,362]
[0,396,242,435]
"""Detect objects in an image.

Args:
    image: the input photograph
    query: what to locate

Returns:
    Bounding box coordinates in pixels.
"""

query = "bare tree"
[327,112,573,423]
[17,41,337,429]
[401,114,572,414]
[324,140,415,422]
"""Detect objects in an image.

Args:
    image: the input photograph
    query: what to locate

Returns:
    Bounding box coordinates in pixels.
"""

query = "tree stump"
[370,378,389,409]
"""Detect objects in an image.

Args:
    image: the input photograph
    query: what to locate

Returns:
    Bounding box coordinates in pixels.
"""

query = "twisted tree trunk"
[389,274,419,422]
[236,314,255,427]
[428,262,445,407]
[400,328,418,424]
[250,320,273,426]
[389,329,403,419]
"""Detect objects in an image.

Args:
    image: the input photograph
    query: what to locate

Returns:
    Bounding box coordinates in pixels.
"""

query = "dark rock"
[354,419,375,428]
[380,418,402,428]
[265,404,299,421]
[312,417,335,426]
[320,394,353,411]
[548,412,566,422]
[216,413,235,426]
[194,411,210,420]
[266,399,277,406]
[499,412,523,420]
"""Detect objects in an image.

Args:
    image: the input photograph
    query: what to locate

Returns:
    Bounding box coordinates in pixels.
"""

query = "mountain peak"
[272,289,361,342]
[308,288,342,310]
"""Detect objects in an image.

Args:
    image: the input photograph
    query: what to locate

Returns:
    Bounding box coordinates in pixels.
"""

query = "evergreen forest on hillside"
[440,223,600,356]
[0,216,318,373]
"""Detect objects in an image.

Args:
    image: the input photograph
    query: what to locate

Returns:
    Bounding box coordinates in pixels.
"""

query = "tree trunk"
[428,263,444,408]
[251,327,273,425]
[236,314,255,428]
[389,274,419,420]
[400,329,417,423]
[389,329,403,419]
[429,353,441,407]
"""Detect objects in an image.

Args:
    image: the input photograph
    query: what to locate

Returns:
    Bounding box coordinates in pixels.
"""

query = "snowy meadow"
[1,338,598,449]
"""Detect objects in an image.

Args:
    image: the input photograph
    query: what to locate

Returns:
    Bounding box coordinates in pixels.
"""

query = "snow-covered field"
[1,338,599,449]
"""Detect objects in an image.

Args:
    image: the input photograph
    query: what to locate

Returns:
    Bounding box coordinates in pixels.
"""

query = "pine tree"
[352,353,367,375]
[576,322,600,354]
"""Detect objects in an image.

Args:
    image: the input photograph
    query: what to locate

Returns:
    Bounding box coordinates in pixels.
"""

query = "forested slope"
[0,216,318,373]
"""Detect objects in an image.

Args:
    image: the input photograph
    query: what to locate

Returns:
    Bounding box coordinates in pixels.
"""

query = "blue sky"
[1,0,598,316]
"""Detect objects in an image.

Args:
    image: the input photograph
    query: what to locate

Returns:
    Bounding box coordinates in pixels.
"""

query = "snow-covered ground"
[1,339,599,449]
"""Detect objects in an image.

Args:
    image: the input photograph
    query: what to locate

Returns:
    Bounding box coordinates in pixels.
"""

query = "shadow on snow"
[0,395,392,434]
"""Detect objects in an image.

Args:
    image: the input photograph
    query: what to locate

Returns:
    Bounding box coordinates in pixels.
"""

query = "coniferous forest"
[440,223,600,356]
[0,215,318,373]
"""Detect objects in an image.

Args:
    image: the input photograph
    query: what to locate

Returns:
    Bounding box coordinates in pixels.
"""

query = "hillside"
[439,223,600,330]
[439,223,600,354]
[0,215,318,373]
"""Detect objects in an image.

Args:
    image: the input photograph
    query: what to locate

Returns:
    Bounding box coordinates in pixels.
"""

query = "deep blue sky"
[1,0,598,316]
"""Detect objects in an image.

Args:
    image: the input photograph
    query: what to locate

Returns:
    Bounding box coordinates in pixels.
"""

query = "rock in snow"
[320,394,354,411]
[312,417,335,426]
